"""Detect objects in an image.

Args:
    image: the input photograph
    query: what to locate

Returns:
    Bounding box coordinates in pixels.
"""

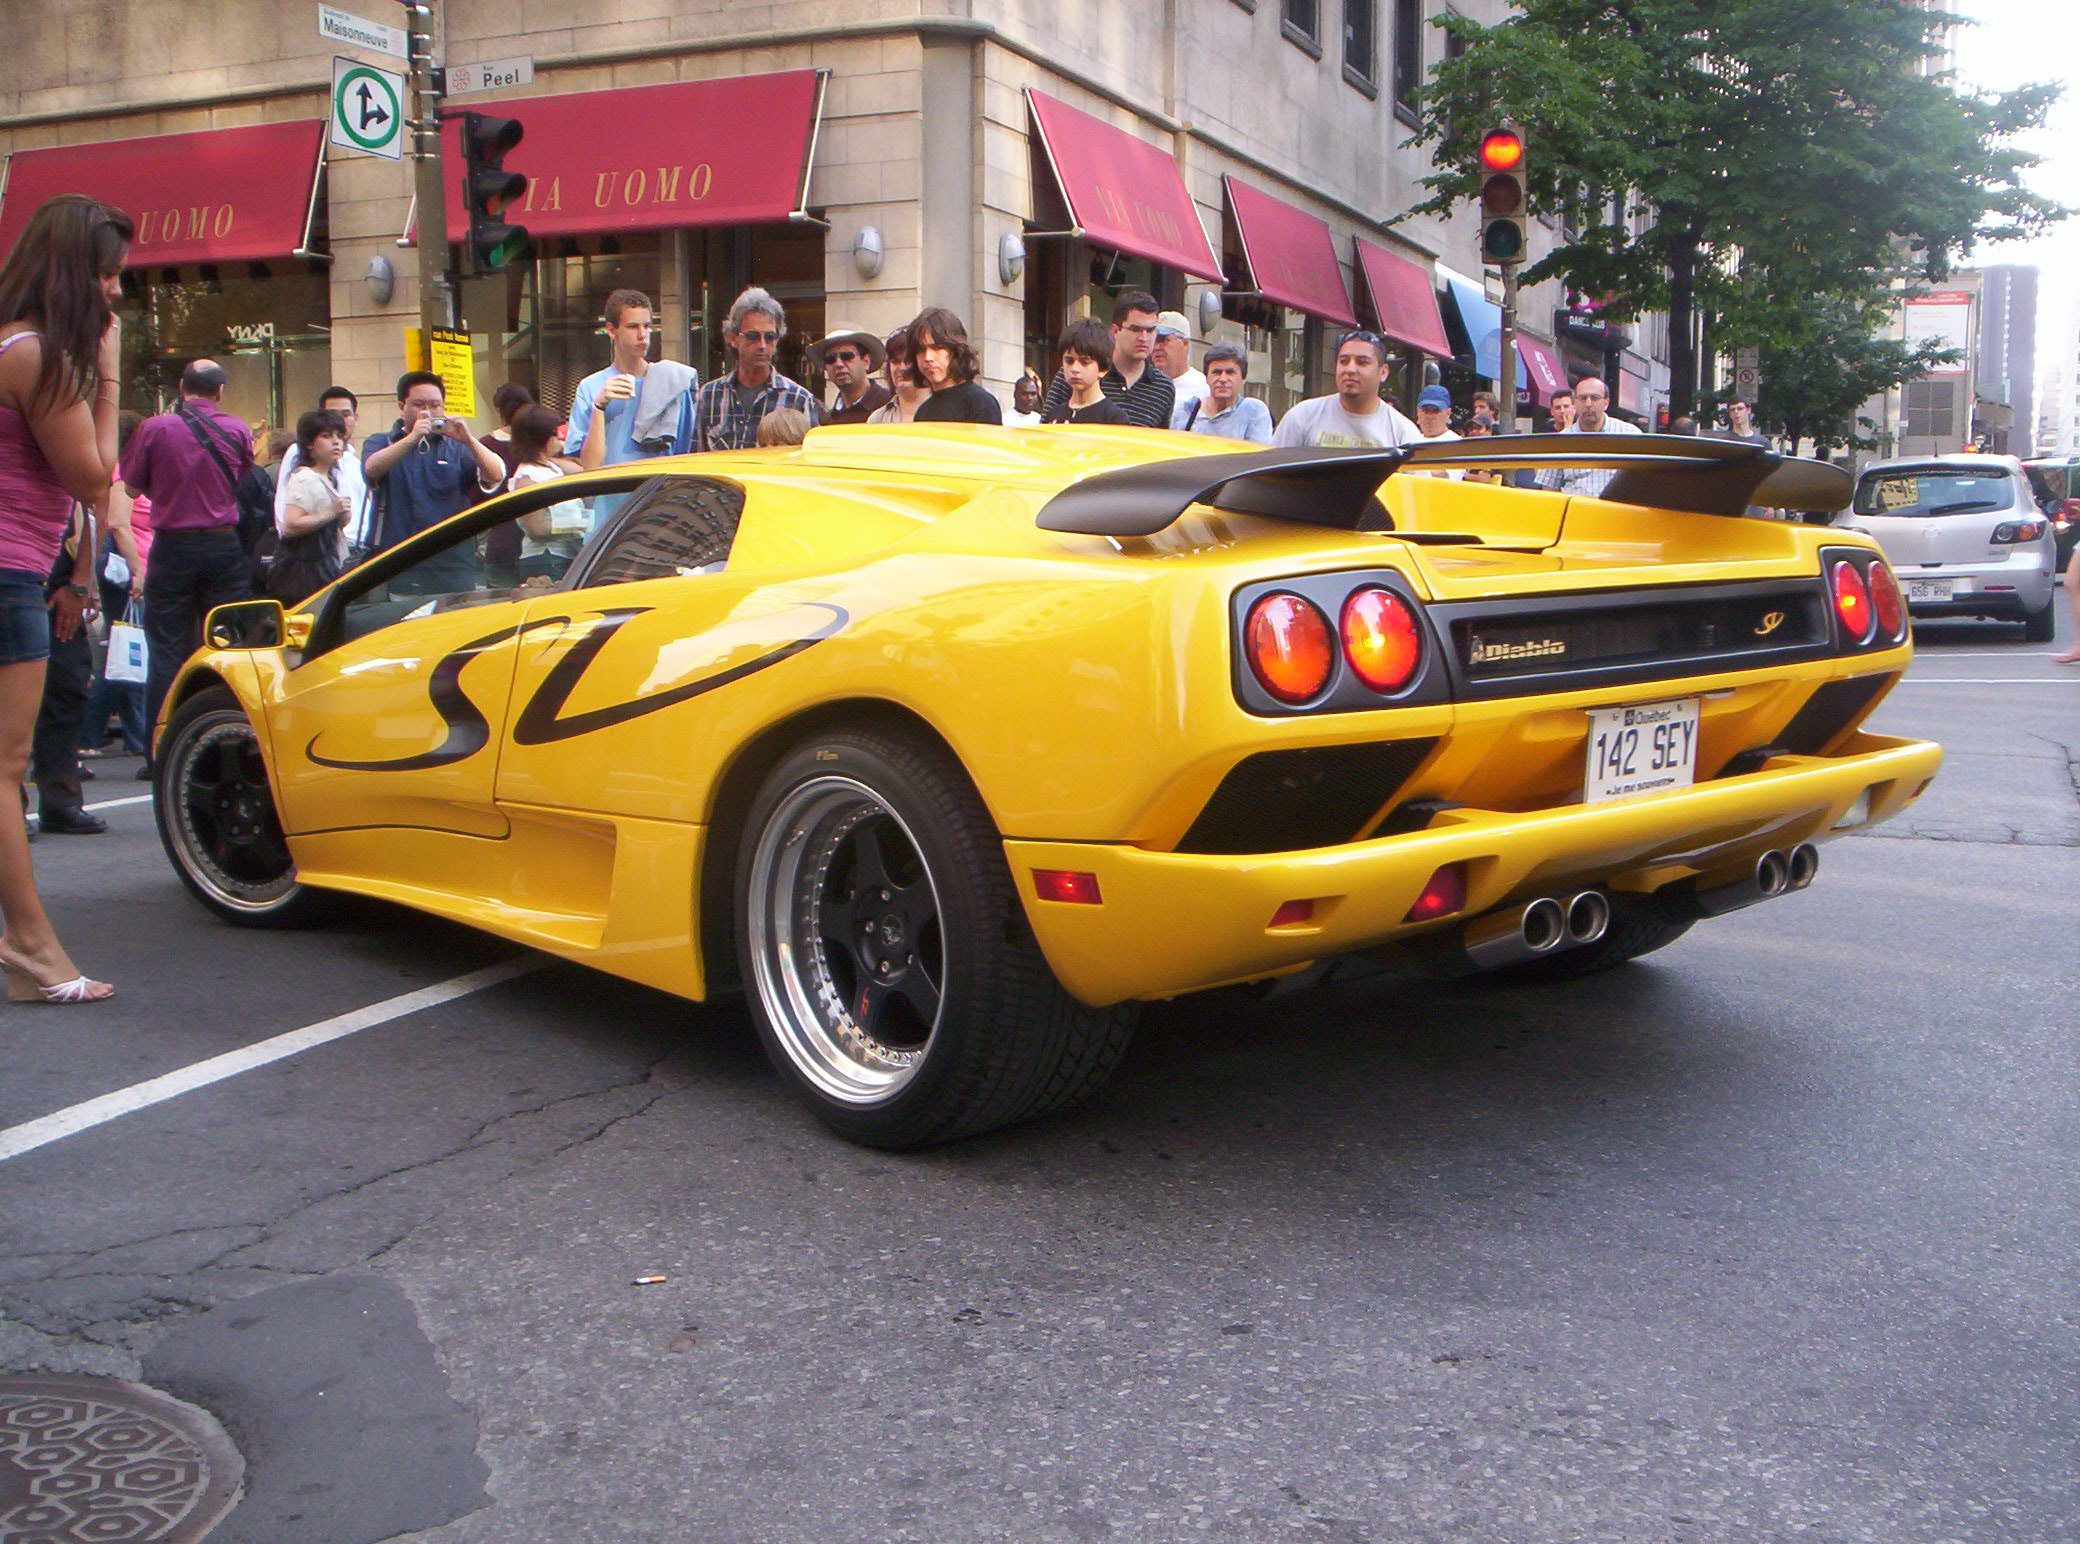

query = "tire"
[735,727,1137,1149]
[1492,892,1695,983]
[155,685,328,928]
[2022,597,2057,644]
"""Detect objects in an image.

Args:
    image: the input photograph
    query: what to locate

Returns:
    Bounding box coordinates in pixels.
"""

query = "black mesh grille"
[1176,738,1439,854]
[1716,673,1894,776]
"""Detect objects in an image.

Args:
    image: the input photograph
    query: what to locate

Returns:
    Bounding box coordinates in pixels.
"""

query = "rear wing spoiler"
[1034,433,1852,539]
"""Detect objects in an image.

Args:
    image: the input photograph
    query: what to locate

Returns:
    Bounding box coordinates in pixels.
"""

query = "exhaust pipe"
[1786,843,1819,891]
[1565,890,1611,945]
[1756,848,1791,898]
[1459,896,1569,970]
[1671,849,1796,920]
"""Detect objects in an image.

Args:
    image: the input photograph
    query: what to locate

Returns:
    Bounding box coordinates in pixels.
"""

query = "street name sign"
[317,4,407,60]
[331,57,406,161]
[446,56,536,95]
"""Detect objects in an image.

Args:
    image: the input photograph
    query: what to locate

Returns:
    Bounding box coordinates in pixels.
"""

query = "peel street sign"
[317,4,407,60]
[445,55,536,95]
[331,57,406,161]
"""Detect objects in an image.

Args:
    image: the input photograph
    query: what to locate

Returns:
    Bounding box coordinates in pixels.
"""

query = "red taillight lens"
[1032,869,1102,904]
[1340,587,1422,694]
[1245,593,1334,704]
[1831,560,1873,643]
[1867,560,1905,640]
[1403,862,1467,923]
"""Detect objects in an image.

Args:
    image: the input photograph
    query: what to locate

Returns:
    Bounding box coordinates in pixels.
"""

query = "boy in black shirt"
[1042,318,1131,426]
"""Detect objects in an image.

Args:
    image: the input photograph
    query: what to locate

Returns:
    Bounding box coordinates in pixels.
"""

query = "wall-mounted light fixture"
[1197,287,1223,334]
[998,231,1027,287]
[852,226,885,280]
[366,255,396,306]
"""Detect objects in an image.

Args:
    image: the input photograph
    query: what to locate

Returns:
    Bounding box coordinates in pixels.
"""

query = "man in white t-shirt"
[275,385,373,554]
[1272,329,1421,449]
[1540,375,1641,496]
[1155,311,1210,431]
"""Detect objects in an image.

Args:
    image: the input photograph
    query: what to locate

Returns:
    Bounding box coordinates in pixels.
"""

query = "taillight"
[1992,519,2047,544]
[1867,560,1905,640]
[1339,587,1422,694]
[1403,862,1467,922]
[1831,560,1873,642]
[1245,593,1334,704]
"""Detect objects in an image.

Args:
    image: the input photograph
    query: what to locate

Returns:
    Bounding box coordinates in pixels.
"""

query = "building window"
[1344,1,1378,89]
[1392,0,1422,116]
[1283,0,1323,56]
[1904,379,1957,441]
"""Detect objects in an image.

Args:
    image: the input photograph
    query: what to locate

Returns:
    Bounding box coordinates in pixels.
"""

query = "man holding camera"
[363,370,505,552]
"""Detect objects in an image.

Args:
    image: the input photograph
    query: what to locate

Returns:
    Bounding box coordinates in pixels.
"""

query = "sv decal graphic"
[303,618,560,772]
[512,602,848,745]
[302,603,849,771]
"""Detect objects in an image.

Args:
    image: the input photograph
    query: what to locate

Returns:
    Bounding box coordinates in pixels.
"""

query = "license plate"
[1585,697,1701,804]
[1903,577,1955,601]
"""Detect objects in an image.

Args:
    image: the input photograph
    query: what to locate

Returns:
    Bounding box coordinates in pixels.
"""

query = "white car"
[1846,456,2059,642]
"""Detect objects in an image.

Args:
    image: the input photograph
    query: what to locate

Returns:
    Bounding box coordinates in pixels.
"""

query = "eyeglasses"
[737,330,779,344]
[825,349,861,363]
[1336,328,1387,351]
[1119,323,1157,335]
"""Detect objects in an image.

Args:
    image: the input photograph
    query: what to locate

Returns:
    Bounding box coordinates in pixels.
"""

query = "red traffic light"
[1479,130,1524,172]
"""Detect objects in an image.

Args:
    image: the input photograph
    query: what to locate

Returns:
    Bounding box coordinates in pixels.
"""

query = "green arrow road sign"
[331,56,405,160]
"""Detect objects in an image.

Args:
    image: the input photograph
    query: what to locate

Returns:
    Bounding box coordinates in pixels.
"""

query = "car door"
[262,470,654,836]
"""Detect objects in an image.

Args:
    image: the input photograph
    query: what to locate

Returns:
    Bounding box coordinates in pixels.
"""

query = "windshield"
[1852,468,2017,518]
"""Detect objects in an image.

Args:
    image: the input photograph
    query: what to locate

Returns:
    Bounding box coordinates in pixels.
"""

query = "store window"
[457,223,827,422]
[1022,240,1185,382]
[117,262,332,436]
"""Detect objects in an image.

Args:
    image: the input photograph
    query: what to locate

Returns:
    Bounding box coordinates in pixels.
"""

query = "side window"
[316,473,651,652]
[578,476,746,589]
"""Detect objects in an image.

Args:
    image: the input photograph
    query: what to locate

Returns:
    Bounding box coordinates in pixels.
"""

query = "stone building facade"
[2,0,1648,435]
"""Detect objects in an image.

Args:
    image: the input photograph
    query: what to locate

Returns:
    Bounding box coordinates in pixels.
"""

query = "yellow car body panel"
[161,425,1940,1010]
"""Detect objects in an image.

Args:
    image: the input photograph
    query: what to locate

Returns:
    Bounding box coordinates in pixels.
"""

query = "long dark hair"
[509,404,562,464]
[0,194,132,411]
[908,308,978,386]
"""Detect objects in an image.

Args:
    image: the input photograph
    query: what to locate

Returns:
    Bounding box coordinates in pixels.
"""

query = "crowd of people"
[0,190,1838,1005]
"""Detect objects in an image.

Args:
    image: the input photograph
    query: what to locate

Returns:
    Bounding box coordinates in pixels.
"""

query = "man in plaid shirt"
[691,287,821,451]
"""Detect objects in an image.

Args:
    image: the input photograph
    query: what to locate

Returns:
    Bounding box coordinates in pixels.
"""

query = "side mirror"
[205,598,286,651]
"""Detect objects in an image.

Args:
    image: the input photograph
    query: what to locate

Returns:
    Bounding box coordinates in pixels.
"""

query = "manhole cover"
[0,1374,242,1543]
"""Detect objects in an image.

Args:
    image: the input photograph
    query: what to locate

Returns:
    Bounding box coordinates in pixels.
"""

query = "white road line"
[1893,678,2075,685]
[0,957,542,1163]
[82,793,153,812]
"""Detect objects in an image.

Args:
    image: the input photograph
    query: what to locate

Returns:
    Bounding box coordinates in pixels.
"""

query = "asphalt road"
[3,603,2075,1544]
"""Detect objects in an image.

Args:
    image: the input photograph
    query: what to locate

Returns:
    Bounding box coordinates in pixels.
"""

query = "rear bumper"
[1008,731,1941,1006]
[1898,559,2055,616]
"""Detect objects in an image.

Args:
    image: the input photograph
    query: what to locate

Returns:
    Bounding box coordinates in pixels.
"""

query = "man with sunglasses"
[690,287,820,452]
[1272,329,1420,450]
[1037,290,1176,430]
[815,326,890,425]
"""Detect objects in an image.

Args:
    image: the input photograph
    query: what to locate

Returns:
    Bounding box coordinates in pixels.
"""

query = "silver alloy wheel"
[165,715,302,914]
[744,775,947,1106]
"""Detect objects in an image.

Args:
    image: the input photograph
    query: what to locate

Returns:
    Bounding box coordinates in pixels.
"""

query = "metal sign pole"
[404,0,452,337]
[1498,266,1520,434]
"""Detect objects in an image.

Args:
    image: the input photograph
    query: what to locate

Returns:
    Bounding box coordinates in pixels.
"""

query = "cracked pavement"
[2,611,2073,1542]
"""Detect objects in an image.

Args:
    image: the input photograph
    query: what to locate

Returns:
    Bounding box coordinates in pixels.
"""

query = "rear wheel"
[736,727,1136,1148]
[155,685,327,927]
[1494,893,1694,983]
[2022,596,2057,643]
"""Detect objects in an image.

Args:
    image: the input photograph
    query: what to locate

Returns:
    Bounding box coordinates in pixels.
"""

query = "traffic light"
[1478,125,1528,268]
[460,112,529,275]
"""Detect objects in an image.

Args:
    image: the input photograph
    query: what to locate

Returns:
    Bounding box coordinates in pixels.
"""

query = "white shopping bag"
[105,602,148,684]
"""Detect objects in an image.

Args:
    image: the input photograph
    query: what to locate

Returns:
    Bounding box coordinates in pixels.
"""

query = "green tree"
[1406,0,2058,417]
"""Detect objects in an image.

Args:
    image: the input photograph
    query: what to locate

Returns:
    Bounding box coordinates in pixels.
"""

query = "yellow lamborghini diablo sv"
[154,427,1941,1147]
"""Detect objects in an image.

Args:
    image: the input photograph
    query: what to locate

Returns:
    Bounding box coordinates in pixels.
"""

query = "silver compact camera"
[423,414,449,435]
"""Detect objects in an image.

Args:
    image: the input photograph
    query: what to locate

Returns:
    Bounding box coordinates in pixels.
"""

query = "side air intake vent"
[1176,738,1438,854]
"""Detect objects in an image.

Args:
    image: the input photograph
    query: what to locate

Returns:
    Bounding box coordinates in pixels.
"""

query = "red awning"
[1516,335,1569,406]
[0,120,324,269]
[1352,239,1450,356]
[435,70,826,240]
[1223,177,1356,327]
[1026,90,1220,282]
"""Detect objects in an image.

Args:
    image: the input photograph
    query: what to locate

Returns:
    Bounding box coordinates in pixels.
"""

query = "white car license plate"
[1585,697,1701,804]
[1902,577,1955,601]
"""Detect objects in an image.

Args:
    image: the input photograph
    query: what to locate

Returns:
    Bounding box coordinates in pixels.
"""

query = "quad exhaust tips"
[1458,890,1612,971]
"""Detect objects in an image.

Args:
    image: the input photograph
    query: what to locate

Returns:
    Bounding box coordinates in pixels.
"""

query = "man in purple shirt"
[120,358,254,769]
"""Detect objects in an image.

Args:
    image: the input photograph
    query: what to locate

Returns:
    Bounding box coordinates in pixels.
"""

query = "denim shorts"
[0,568,51,665]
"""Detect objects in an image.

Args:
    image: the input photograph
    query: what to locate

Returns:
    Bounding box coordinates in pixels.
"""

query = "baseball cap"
[1416,385,1452,411]
[1154,310,1191,340]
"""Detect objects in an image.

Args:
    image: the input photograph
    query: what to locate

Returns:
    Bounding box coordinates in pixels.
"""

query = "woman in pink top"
[0,194,132,1003]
